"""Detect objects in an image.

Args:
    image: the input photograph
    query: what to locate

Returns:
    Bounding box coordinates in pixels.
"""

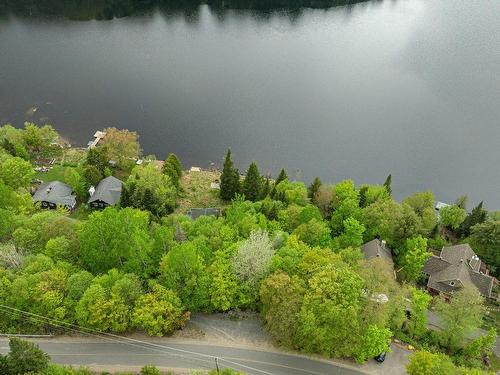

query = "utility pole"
[215,357,220,374]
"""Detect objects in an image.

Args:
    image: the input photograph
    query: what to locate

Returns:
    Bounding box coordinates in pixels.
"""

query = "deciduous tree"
[296,266,364,358]
[160,242,210,311]
[79,207,152,274]
[132,284,188,336]
[260,271,305,348]
[400,236,431,282]
[440,204,467,230]
[100,127,140,169]
[232,231,274,287]
[0,156,34,190]
[435,284,485,352]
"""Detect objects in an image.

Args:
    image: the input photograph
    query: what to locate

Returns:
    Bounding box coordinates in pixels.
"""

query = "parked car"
[374,352,386,363]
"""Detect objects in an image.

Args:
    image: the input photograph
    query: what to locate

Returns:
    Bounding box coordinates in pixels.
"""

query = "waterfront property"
[33,181,77,210]
[88,176,123,209]
[423,244,497,299]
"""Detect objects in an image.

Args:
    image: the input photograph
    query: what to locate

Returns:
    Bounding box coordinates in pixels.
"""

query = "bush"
[5,338,50,375]
[141,365,162,375]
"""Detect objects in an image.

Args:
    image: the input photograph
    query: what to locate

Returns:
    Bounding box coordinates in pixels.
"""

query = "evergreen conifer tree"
[141,188,155,213]
[260,176,271,200]
[383,174,392,196]
[163,153,183,189]
[459,201,487,238]
[2,138,16,156]
[271,168,288,199]
[220,149,240,201]
[242,162,262,202]
[359,185,369,208]
[308,177,322,202]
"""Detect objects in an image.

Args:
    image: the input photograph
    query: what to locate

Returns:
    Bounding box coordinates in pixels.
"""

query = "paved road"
[0,338,366,375]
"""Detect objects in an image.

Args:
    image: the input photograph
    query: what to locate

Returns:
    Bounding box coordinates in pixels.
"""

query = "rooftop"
[88,176,123,206]
[33,181,76,208]
[423,244,494,298]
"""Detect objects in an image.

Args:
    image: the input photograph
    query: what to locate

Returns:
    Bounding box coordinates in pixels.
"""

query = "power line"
[0,304,275,375]
[0,306,214,370]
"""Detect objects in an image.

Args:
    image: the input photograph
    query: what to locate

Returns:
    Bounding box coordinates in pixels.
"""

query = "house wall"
[90,200,109,209]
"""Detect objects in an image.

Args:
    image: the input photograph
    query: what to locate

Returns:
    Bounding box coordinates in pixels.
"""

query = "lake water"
[1,0,499,208]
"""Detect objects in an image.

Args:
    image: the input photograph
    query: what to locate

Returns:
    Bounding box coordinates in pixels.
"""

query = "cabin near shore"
[88,176,123,209]
[33,181,77,210]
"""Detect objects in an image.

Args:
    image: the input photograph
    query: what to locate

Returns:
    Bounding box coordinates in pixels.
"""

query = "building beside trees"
[423,244,497,299]
[32,181,76,210]
[88,175,123,209]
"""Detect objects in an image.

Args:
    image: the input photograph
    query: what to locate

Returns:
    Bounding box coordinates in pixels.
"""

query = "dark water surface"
[1,0,499,207]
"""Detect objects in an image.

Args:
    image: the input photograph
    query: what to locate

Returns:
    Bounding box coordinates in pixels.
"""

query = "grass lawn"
[62,148,87,166]
[34,164,73,183]
[175,170,227,214]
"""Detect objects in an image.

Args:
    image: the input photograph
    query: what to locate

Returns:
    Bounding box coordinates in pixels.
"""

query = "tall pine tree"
[271,168,288,199]
[242,162,262,202]
[459,201,487,238]
[308,177,322,202]
[359,185,369,208]
[220,149,240,201]
[260,176,271,200]
[383,174,392,196]
[163,153,183,189]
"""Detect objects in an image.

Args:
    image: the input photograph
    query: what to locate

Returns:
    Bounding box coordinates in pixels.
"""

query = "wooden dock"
[87,130,106,149]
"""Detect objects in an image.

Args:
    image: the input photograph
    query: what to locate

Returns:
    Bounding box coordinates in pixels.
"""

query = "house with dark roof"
[33,181,76,210]
[187,208,221,220]
[423,244,496,299]
[361,239,394,266]
[88,176,123,209]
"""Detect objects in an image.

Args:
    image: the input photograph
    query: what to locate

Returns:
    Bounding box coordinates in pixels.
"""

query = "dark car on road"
[374,352,386,363]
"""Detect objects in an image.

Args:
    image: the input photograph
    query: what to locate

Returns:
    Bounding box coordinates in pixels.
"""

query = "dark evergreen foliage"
[2,138,16,156]
[83,165,103,186]
[242,162,262,202]
[459,201,487,238]
[383,174,392,196]
[85,147,108,175]
[220,149,240,201]
[162,153,183,189]
[308,177,322,202]
[359,185,369,208]
[260,176,271,200]
[271,168,288,199]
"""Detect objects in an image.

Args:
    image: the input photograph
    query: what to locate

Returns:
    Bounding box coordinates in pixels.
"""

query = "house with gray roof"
[88,176,123,209]
[33,181,76,210]
[423,244,496,299]
[187,208,221,220]
[361,239,394,266]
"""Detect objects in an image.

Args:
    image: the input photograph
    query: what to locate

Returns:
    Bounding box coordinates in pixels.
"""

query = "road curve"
[0,338,366,375]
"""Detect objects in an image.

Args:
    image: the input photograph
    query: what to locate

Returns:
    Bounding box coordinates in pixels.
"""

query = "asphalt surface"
[0,338,367,375]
